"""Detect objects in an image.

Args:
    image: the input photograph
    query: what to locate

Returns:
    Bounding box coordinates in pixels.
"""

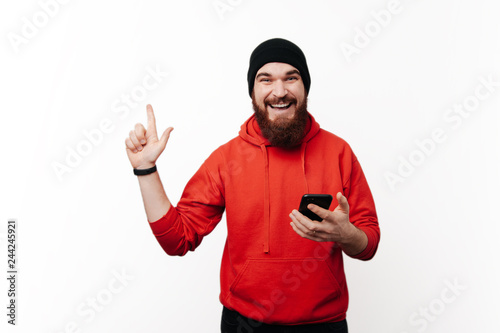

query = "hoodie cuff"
[147,205,178,236]
[347,227,380,261]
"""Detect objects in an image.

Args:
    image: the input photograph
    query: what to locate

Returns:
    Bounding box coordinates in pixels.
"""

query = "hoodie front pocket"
[227,258,344,324]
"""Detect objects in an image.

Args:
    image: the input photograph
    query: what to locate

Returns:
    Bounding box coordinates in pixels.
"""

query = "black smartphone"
[298,194,333,221]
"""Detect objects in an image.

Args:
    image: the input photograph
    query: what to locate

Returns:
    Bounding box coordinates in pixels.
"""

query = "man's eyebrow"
[286,70,301,76]
[256,70,301,79]
[256,72,271,79]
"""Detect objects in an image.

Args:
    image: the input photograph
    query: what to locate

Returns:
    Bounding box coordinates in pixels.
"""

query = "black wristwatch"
[133,165,157,176]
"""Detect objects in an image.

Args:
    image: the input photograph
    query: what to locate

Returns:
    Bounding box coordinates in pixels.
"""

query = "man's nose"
[272,80,287,98]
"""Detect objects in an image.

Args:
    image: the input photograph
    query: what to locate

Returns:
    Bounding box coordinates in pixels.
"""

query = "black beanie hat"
[247,38,311,97]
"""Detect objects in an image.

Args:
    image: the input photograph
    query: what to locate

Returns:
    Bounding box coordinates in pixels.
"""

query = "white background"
[1,0,499,332]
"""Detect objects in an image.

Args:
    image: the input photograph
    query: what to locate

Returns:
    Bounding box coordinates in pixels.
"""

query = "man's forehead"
[256,62,301,75]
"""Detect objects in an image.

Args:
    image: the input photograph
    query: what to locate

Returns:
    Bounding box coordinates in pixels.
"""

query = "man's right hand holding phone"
[289,192,368,257]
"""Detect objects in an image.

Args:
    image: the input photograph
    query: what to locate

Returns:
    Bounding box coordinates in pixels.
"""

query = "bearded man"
[125,38,380,333]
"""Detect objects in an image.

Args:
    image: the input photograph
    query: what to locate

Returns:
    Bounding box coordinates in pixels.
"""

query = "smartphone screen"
[298,194,333,221]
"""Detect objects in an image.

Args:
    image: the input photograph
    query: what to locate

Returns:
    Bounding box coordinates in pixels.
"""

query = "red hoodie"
[148,113,380,325]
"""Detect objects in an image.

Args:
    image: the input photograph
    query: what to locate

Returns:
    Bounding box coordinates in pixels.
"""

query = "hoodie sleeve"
[342,154,380,261]
[147,150,225,256]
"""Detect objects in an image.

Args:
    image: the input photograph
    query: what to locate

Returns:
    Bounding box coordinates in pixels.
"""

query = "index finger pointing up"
[146,104,158,137]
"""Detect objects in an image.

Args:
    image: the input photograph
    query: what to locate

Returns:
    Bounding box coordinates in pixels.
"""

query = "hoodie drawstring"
[260,144,271,253]
[300,142,309,193]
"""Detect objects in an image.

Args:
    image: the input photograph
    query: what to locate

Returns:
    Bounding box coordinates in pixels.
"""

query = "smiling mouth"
[269,103,292,110]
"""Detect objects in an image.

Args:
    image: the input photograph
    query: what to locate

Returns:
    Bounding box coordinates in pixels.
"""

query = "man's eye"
[287,77,298,81]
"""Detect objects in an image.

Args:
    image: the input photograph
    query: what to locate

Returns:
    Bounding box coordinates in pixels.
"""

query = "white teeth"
[271,103,290,108]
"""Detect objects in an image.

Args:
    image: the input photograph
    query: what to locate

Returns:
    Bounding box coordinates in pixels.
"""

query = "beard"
[251,93,309,148]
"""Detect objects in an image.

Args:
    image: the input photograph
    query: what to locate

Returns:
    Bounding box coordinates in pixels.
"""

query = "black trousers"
[221,307,348,333]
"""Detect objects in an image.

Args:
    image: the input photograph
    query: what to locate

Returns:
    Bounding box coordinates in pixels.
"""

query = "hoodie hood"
[238,112,320,253]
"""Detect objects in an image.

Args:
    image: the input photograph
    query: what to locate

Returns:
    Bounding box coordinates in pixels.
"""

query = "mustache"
[265,96,297,105]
